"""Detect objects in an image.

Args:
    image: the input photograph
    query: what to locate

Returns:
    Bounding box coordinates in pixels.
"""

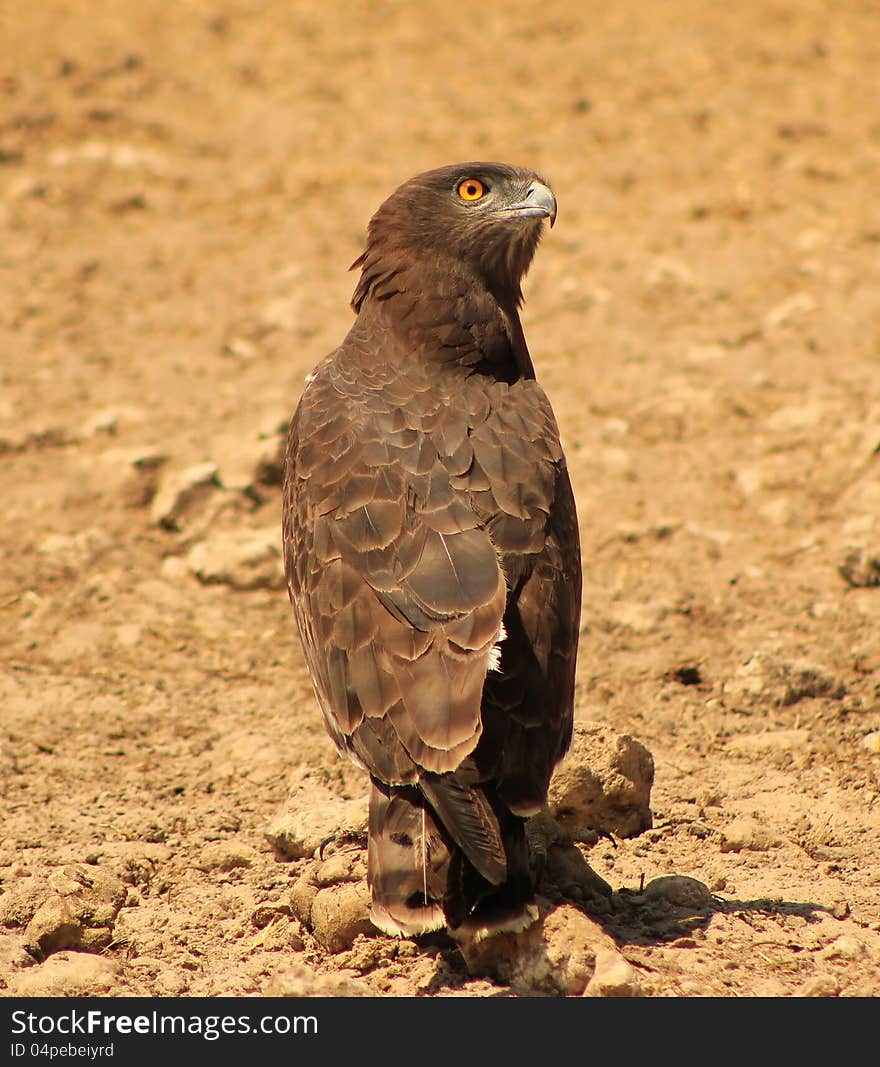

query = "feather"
[282,162,580,937]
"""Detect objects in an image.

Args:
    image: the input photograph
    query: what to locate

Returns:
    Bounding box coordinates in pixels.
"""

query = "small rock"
[722,652,845,710]
[81,405,145,437]
[186,527,284,590]
[763,402,827,434]
[212,421,287,491]
[5,951,121,996]
[548,721,654,838]
[24,897,84,958]
[94,446,167,507]
[314,850,367,886]
[763,292,815,330]
[685,344,724,365]
[797,974,840,997]
[840,548,880,588]
[265,961,367,997]
[642,875,714,910]
[197,841,258,872]
[251,903,293,930]
[37,528,110,570]
[719,817,780,853]
[45,622,108,665]
[266,792,368,860]
[861,732,880,755]
[309,881,375,953]
[735,466,765,496]
[645,256,695,288]
[584,949,643,997]
[159,555,190,582]
[22,865,126,960]
[223,337,259,360]
[114,623,143,648]
[150,462,220,530]
[154,969,189,995]
[289,874,320,926]
[0,876,53,928]
[817,935,869,961]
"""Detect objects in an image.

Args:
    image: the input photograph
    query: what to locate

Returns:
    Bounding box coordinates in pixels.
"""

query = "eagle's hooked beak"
[502,181,558,228]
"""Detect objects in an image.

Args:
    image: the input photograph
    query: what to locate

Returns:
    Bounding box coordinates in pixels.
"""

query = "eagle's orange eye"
[457,178,486,201]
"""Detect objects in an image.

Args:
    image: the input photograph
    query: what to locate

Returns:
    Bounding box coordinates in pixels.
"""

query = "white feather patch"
[487,621,507,673]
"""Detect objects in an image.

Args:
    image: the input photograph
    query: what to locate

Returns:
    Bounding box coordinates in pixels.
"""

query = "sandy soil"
[1,0,879,998]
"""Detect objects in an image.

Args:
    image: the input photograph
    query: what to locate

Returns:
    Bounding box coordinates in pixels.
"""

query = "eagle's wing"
[282,344,510,782]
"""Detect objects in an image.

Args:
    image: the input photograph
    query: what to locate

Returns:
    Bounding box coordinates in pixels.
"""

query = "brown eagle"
[282,162,581,940]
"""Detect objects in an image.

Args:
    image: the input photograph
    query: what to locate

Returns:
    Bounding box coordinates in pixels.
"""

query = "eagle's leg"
[366,781,448,937]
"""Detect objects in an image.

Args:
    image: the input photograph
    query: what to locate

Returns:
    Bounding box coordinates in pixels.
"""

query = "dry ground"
[1,0,879,997]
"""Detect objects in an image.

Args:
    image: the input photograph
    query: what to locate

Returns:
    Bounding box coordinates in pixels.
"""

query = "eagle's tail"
[367,777,538,940]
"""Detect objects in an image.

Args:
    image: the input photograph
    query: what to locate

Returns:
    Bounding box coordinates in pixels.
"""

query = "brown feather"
[282,162,579,936]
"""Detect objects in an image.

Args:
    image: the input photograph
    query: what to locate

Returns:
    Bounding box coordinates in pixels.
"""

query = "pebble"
[153,969,190,996]
[861,732,880,755]
[23,865,126,960]
[817,935,868,961]
[314,850,367,886]
[763,292,815,330]
[37,528,110,569]
[289,874,319,926]
[839,548,880,588]
[197,841,258,872]
[114,623,143,648]
[265,793,368,860]
[185,527,284,590]
[796,974,840,997]
[309,881,375,954]
[685,343,725,364]
[150,461,220,529]
[94,446,167,507]
[44,622,108,664]
[265,961,367,997]
[642,875,714,910]
[548,720,654,838]
[80,405,145,437]
[212,423,287,491]
[763,402,827,434]
[722,652,845,710]
[223,338,259,360]
[719,817,780,853]
[24,897,108,959]
[5,951,121,997]
[584,949,643,997]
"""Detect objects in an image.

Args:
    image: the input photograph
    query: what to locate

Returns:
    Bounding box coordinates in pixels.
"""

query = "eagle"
[282,162,581,940]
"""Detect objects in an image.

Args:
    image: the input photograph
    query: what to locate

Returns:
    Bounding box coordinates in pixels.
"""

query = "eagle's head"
[352,162,557,311]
